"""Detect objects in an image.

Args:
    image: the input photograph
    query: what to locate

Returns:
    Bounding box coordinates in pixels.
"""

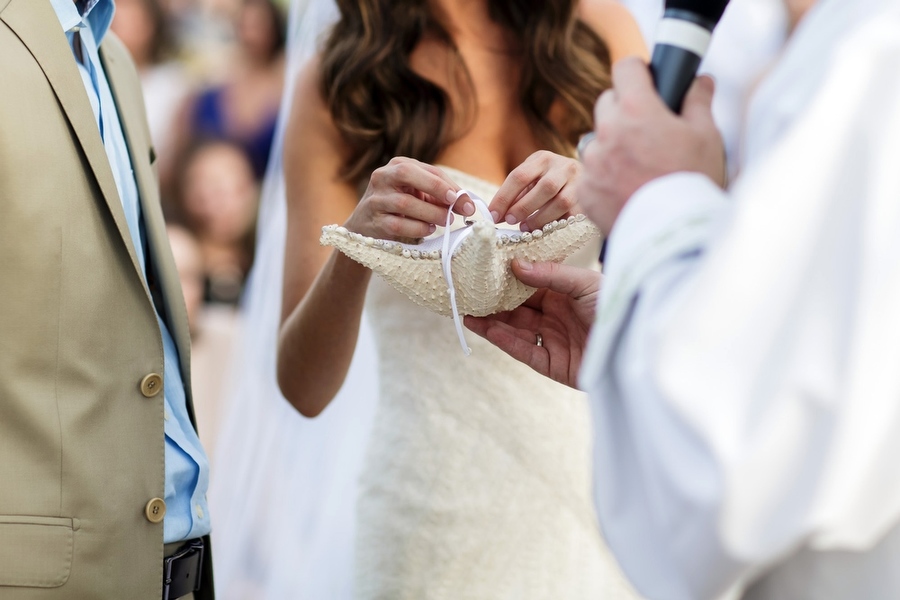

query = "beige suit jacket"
[0,1,213,597]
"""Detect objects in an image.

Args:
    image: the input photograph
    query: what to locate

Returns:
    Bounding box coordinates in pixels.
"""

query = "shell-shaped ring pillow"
[321,190,599,354]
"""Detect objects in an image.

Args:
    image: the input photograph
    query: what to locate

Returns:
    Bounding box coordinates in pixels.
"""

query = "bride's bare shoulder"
[290,56,331,126]
[577,0,649,62]
[286,55,346,157]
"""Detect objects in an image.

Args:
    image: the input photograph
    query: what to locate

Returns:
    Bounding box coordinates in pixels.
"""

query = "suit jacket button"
[145,498,166,523]
[140,373,163,397]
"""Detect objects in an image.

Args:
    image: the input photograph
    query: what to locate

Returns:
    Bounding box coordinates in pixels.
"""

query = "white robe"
[582,0,900,598]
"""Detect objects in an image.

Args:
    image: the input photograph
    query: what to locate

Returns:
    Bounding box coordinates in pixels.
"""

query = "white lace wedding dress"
[354,167,638,599]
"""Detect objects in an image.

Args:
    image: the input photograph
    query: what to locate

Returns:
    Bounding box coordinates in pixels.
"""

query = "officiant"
[467,0,900,597]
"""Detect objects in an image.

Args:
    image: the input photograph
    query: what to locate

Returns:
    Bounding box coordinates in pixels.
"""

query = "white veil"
[209,0,379,597]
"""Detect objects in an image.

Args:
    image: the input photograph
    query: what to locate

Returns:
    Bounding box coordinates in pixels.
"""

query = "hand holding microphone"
[579,0,729,161]
[577,1,730,237]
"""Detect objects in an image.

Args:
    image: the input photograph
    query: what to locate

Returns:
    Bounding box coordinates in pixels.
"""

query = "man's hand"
[464,260,600,388]
[578,57,725,236]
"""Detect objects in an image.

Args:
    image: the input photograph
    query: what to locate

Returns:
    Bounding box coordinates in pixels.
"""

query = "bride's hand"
[344,157,472,240]
[489,151,582,231]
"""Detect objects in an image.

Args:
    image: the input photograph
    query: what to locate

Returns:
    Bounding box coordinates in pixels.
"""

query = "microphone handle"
[649,44,704,114]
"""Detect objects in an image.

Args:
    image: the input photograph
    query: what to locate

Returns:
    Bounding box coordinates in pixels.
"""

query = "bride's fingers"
[514,172,579,228]
[388,160,481,217]
[377,157,460,208]
[490,151,580,224]
[520,182,580,231]
[503,173,580,228]
[416,189,474,218]
[376,191,452,226]
[399,188,462,223]
[410,181,476,217]
[373,213,439,240]
[490,154,548,223]
[441,189,478,218]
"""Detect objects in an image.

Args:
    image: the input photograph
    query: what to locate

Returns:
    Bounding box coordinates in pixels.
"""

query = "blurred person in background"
[174,139,259,304]
[167,223,206,331]
[111,0,193,164]
[162,0,238,83]
[172,0,286,181]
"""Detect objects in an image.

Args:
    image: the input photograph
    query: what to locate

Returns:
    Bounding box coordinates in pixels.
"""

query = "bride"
[213,0,647,597]
[279,0,648,596]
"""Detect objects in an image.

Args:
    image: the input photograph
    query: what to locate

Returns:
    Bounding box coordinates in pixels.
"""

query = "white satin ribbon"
[442,190,494,355]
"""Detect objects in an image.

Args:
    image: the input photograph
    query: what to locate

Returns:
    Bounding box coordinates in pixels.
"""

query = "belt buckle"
[163,538,204,600]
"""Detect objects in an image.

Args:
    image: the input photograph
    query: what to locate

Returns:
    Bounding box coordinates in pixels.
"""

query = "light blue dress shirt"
[49,0,210,543]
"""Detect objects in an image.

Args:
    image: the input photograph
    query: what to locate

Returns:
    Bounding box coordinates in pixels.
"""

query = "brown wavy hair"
[320,0,611,184]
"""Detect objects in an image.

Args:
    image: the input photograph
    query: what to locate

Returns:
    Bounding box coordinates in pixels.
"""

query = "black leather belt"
[163,538,204,600]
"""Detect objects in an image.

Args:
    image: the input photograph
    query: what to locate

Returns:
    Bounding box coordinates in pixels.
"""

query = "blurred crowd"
[110,0,288,458]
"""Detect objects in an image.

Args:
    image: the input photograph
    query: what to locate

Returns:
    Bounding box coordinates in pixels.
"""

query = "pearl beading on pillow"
[321,189,599,354]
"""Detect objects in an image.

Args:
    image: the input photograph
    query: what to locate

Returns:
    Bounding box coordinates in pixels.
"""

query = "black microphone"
[650,0,730,113]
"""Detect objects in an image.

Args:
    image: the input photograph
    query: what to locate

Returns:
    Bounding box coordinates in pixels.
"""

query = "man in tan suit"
[0,1,213,598]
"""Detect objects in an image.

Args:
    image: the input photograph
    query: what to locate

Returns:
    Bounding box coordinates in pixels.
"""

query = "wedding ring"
[577,132,596,162]
[535,333,543,347]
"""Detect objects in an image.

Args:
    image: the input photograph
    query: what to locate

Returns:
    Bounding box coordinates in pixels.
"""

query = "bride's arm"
[278,60,462,417]
[578,0,649,64]
[278,60,368,417]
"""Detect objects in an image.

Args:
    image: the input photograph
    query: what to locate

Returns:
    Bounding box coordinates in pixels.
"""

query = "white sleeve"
[581,12,900,600]
[582,173,739,600]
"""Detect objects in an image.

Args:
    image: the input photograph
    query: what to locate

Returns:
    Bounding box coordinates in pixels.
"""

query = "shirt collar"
[49,0,115,43]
